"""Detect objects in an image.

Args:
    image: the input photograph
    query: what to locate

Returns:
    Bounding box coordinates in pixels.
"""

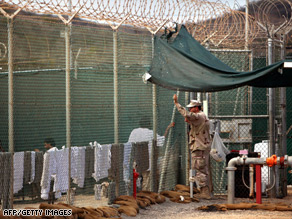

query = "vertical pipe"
[185,92,189,186]
[189,169,193,198]
[7,17,14,209]
[113,29,120,196]
[255,164,262,204]
[68,0,73,69]
[113,30,119,144]
[151,34,157,192]
[133,168,139,199]
[197,92,201,102]
[280,38,287,197]
[248,51,253,115]
[227,167,236,204]
[215,92,218,115]
[268,38,276,198]
[249,164,254,198]
[190,92,196,100]
[65,25,71,204]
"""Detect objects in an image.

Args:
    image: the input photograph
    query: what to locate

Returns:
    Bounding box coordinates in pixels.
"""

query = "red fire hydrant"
[133,168,139,199]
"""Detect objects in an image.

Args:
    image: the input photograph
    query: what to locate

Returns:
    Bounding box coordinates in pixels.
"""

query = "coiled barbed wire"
[1,0,291,48]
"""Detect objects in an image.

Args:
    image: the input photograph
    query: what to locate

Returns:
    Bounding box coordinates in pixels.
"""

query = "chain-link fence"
[0,14,190,208]
[0,9,291,209]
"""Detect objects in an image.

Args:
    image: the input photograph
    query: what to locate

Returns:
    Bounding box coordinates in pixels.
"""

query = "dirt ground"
[122,195,292,219]
[13,186,292,219]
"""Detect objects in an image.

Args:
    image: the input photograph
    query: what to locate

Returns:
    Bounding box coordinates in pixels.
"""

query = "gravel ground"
[121,187,292,219]
[13,187,292,219]
[121,196,292,219]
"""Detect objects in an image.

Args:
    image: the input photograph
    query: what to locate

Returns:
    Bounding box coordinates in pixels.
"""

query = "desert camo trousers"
[191,149,210,188]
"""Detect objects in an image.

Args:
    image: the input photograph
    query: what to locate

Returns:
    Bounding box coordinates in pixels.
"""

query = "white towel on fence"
[92,144,111,182]
[56,148,69,193]
[123,142,132,182]
[71,146,86,188]
[30,151,35,184]
[40,147,64,200]
[13,152,24,194]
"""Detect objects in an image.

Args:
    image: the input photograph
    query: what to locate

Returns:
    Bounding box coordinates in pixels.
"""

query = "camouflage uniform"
[175,103,211,189]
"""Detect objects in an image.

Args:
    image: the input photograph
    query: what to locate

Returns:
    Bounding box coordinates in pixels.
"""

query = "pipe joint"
[278,156,286,167]
[227,156,241,169]
[282,155,289,167]
[226,166,237,171]
[266,154,277,167]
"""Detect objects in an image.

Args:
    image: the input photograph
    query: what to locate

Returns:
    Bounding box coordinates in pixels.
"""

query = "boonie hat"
[186,100,202,108]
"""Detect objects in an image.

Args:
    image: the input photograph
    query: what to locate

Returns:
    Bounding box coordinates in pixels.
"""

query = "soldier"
[173,94,212,199]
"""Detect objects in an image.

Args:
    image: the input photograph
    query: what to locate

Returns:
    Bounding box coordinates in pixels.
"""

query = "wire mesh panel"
[156,88,188,192]
[207,50,271,195]
[0,13,189,208]
[0,0,291,209]
[0,15,9,151]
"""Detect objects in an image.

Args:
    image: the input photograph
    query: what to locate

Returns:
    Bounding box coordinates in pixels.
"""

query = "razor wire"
[1,0,261,48]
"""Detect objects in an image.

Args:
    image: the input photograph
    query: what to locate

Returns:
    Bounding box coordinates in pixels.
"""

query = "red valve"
[266,155,277,167]
[133,168,139,199]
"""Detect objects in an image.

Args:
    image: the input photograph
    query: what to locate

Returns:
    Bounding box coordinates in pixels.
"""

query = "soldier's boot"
[197,186,211,200]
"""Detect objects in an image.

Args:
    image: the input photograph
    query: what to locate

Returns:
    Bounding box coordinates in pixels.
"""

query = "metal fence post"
[146,21,167,192]
[268,37,276,198]
[1,3,29,208]
[248,51,253,115]
[106,15,130,144]
[7,17,14,209]
[113,29,119,144]
[280,37,287,197]
[65,24,72,204]
[151,34,157,192]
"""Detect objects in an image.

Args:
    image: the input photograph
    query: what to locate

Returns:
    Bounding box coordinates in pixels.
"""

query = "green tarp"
[147,25,292,92]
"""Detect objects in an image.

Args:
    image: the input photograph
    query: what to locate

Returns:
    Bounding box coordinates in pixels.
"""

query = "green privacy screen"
[148,25,292,92]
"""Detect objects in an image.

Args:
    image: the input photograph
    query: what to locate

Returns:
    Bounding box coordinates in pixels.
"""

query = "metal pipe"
[197,92,201,102]
[248,51,253,115]
[280,36,287,197]
[255,164,262,204]
[209,115,268,119]
[227,155,292,204]
[7,17,14,209]
[227,156,266,204]
[209,49,252,53]
[190,92,196,100]
[288,156,292,164]
[68,0,73,69]
[185,92,190,186]
[150,34,157,192]
[113,30,119,144]
[7,18,14,154]
[268,37,276,198]
[249,164,254,198]
[0,67,93,75]
[65,24,72,204]
[112,29,120,196]
[189,169,193,198]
